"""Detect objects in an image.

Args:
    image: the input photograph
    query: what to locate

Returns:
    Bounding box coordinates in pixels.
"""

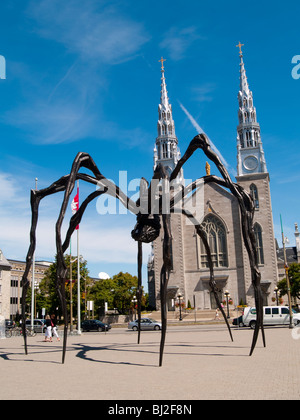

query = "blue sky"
[0,0,299,285]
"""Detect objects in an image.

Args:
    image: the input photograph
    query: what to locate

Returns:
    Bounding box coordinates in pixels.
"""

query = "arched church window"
[162,143,168,159]
[250,184,259,209]
[239,131,244,148]
[254,223,264,265]
[246,131,251,147]
[199,215,228,268]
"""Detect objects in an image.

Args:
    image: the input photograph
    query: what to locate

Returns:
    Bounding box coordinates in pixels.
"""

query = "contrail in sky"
[178,101,236,176]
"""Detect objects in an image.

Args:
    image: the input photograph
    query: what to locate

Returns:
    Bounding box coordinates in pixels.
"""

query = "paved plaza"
[0,324,299,400]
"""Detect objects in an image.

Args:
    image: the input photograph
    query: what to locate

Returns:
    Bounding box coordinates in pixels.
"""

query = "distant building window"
[199,215,228,268]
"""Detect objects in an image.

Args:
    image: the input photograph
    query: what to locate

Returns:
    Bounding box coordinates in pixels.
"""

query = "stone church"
[148,48,278,311]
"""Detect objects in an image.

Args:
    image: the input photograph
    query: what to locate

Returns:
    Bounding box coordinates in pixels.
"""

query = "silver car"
[128,318,162,331]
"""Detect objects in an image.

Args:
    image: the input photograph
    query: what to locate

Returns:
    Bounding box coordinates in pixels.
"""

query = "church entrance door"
[210,290,223,310]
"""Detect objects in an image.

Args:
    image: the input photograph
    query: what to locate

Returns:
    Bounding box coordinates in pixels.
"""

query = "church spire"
[154,58,183,183]
[236,44,267,176]
[159,57,169,110]
[237,42,250,95]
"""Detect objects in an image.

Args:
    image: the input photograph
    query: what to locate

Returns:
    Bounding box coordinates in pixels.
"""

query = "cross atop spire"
[159,57,166,72]
[236,41,244,57]
[154,59,183,185]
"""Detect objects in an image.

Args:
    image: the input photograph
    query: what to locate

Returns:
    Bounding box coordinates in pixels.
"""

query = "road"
[1,323,299,400]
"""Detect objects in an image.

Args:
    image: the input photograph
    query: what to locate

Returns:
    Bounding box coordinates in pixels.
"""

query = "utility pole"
[281,215,293,329]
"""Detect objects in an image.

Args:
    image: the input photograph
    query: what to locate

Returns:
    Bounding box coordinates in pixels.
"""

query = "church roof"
[0,249,12,270]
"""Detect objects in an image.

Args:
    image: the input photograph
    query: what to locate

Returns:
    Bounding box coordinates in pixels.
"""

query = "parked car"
[232,315,244,327]
[128,318,162,331]
[25,319,47,333]
[81,320,111,332]
[236,306,300,329]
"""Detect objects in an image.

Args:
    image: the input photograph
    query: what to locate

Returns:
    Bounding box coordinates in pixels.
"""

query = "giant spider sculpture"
[21,133,265,365]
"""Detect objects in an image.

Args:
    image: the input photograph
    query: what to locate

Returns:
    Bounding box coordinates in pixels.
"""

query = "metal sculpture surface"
[21,133,265,365]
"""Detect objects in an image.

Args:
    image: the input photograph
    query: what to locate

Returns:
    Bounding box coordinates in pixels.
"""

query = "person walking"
[51,314,60,341]
[215,308,220,321]
[44,315,52,342]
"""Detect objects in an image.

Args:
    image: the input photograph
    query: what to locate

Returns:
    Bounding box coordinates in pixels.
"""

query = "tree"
[36,254,90,318]
[277,263,300,304]
[89,271,147,315]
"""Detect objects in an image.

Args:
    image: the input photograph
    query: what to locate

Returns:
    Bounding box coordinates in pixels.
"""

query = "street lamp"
[177,293,183,321]
[34,280,39,319]
[224,290,230,319]
[274,286,279,306]
[132,296,137,320]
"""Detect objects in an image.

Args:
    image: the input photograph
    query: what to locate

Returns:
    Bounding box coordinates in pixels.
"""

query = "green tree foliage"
[89,271,147,314]
[35,254,90,317]
[277,263,300,304]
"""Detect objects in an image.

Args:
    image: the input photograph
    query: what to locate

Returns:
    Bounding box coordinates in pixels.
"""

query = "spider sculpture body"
[21,134,265,365]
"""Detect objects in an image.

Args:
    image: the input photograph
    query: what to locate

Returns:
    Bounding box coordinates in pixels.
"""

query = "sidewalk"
[0,324,299,400]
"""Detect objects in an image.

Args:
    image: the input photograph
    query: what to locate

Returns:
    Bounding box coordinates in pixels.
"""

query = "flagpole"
[77,180,81,334]
[31,178,38,331]
[70,237,73,332]
[280,214,293,328]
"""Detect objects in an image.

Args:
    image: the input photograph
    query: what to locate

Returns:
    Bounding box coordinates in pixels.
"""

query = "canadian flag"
[71,187,79,230]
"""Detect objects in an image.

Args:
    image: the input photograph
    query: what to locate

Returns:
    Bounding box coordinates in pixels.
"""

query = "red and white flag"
[71,187,79,230]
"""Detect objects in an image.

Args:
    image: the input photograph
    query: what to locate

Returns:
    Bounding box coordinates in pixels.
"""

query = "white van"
[242,306,300,329]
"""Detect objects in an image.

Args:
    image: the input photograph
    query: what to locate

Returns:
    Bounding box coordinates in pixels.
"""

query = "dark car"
[232,315,244,327]
[81,320,111,332]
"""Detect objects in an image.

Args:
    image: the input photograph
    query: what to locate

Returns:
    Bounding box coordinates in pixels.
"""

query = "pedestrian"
[51,314,60,341]
[215,308,220,320]
[44,315,52,342]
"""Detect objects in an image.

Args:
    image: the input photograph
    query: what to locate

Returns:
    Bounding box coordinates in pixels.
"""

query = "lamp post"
[224,290,230,319]
[34,280,39,319]
[132,296,137,320]
[177,293,183,321]
[274,286,279,306]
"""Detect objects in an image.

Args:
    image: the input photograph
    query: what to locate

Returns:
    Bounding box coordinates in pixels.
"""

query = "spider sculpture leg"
[137,241,143,344]
[170,133,265,355]
[21,152,138,363]
[169,177,234,342]
[21,175,72,355]
[181,208,233,342]
[158,212,172,367]
[55,152,139,363]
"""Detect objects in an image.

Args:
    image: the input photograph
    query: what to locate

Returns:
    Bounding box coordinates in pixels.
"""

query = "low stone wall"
[98,309,237,324]
[98,314,135,324]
